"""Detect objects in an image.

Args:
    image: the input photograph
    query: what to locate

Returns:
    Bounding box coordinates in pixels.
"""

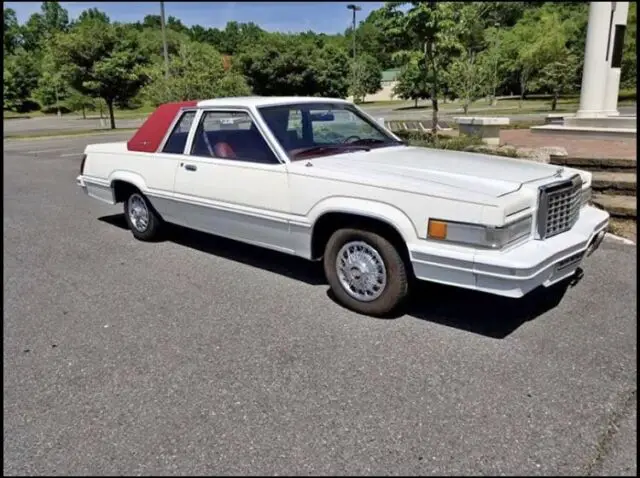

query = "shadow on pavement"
[100,213,571,338]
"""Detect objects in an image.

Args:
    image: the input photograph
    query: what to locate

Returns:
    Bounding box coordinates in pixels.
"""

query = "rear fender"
[108,171,148,195]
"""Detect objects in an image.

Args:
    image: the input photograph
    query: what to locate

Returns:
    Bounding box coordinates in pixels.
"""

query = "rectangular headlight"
[428,215,533,249]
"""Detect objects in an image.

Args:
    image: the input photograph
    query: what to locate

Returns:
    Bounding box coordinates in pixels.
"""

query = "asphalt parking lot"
[3,134,637,475]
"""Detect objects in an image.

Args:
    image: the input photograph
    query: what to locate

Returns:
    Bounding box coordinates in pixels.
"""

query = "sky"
[5,1,385,34]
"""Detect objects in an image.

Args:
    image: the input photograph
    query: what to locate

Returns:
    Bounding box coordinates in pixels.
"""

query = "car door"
[141,109,198,220]
[172,108,293,253]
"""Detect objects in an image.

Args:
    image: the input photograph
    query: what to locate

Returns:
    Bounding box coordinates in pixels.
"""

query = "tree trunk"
[431,97,439,135]
[106,99,116,129]
[519,71,527,110]
[551,92,558,111]
[81,105,86,120]
[463,103,469,115]
[428,0,438,135]
[414,98,418,108]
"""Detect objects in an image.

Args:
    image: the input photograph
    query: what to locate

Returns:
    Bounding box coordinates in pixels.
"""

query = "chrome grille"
[537,175,583,239]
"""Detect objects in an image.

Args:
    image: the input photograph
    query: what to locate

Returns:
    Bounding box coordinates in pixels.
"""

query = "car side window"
[191,110,279,164]
[162,111,196,154]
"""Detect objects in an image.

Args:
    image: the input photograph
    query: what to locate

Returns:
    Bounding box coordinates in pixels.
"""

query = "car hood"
[294,145,560,199]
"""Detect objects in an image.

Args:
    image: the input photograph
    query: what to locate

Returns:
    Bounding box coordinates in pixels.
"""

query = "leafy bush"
[618,88,637,102]
[394,129,522,159]
[394,130,484,150]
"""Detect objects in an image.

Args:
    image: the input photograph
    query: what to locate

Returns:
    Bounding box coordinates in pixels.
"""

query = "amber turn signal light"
[428,220,448,240]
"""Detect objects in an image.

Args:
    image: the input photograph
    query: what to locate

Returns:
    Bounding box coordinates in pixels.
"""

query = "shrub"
[394,130,485,150]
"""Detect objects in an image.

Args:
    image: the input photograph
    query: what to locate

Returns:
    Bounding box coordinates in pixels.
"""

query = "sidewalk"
[501,129,637,159]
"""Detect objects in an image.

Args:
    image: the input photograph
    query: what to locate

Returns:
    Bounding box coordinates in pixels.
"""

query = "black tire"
[123,191,163,241]
[323,228,409,316]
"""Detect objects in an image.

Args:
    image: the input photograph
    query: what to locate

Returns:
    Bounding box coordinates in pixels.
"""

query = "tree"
[138,25,189,63]
[3,49,41,112]
[40,1,69,34]
[393,57,430,108]
[349,54,383,103]
[383,1,462,132]
[4,8,21,55]
[65,89,98,119]
[75,8,110,26]
[621,2,637,89]
[502,9,569,108]
[53,21,150,129]
[142,41,250,105]
[533,54,579,111]
[33,47,69,113]
[19,1,69,55]
[447,49,489,114]
[167,16,189,35]
[239,35,349,97]
[481,26,506,104]
[142,15,161,29]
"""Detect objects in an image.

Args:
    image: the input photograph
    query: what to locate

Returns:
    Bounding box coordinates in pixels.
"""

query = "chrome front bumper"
[409,205,610,298]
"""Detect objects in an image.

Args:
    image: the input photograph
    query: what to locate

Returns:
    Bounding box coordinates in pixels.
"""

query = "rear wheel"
[323,228,409,316]
[123,192,162,241]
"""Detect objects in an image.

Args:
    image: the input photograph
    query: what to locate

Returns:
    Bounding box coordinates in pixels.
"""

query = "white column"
[576,1,613,118]
[603,2,630,116]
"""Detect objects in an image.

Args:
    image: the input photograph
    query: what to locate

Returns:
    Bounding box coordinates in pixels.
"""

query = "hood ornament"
[554,167,564,178]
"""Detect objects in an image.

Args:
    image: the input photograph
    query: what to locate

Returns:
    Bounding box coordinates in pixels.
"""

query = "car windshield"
[257,102,404,160]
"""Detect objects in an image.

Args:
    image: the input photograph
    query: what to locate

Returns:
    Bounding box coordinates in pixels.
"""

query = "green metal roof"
[381,68,401,82]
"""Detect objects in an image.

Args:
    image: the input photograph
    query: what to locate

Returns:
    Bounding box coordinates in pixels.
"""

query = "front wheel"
[123,192,163,241]
[323,228,409,316]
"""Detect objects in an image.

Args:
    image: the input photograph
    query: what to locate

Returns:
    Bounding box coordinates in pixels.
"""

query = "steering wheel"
[341,135,362,144]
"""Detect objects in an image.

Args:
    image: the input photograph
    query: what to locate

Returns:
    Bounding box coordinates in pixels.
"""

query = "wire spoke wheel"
[335,240,388,302]
[128,193,150,232]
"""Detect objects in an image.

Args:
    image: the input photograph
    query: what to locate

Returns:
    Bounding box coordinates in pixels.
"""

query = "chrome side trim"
[146,194,313,258]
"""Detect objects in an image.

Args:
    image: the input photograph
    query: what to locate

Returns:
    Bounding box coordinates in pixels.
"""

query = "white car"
[77,96,609,316]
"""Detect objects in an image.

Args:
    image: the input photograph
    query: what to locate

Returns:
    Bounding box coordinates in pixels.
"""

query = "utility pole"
[160,1,170,80]
[347,4,361,101]
[492,22,500,106]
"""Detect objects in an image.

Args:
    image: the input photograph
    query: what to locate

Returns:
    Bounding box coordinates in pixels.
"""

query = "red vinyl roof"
[127,100,198,153]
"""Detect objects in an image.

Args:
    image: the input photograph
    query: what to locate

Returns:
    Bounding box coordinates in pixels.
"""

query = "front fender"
[307,196,420,244]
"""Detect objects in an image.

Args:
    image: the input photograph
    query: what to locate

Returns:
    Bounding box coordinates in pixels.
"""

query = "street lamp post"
[347,4,361,101]
[160,1,170,80]
[492,22,500,106]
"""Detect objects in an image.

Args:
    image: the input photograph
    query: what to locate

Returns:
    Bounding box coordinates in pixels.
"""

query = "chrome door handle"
[184,164,197,171]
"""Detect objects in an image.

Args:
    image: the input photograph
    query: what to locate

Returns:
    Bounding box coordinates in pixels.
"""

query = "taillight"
[80,154,87,174]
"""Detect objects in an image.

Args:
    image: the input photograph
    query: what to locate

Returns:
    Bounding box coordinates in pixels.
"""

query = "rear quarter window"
[162,111,197,154]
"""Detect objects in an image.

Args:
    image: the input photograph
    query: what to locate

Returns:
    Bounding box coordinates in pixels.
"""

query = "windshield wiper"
[291,144,371,158]
[350,138,406,146]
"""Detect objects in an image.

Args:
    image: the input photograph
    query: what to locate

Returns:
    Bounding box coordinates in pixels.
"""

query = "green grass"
[3,110,46,119]
[4,128,138,140]
[358,100,408,107]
